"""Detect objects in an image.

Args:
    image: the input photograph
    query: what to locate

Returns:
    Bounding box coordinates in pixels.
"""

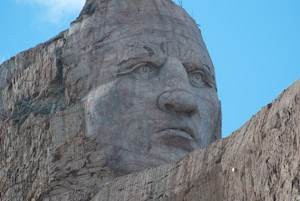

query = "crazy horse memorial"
[0,0,300,200]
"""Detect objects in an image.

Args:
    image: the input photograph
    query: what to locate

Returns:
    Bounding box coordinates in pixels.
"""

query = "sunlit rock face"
[0,0,221,200]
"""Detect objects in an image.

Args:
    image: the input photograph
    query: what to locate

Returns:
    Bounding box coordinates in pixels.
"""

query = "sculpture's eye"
[116,62,159,80]
[131,63,158,80]
[188,71,208,88]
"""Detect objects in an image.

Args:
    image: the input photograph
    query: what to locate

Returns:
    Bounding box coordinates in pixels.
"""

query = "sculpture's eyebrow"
[116,44,167,72]
[181,49,212,72]
[183,61,210,74]
[117,45,157,66]
[203,64,211,72]
[117,52,149,66]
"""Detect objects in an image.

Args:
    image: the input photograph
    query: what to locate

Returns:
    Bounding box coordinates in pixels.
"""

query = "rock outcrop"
[1,0,300,200]
[90,80,300,201]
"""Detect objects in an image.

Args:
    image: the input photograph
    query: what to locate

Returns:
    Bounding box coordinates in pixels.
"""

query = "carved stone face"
[84,5,221,176]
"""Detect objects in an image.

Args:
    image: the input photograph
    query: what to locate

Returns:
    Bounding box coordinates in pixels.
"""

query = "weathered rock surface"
[1,70,299,200]
[1,1,222,200]
[0,0,300,200]
[89,79,300,201]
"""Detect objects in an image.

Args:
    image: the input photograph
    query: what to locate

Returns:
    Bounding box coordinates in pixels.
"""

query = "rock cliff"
[1,0,300,200]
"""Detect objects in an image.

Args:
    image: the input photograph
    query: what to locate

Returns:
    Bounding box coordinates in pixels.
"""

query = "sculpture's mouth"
[157,126,196,140]
[154,126,197,152]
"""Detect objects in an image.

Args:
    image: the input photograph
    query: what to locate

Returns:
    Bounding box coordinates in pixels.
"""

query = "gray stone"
[90,79,300,201]
[79,0,221,176]
[0,0,221,199]
[1,0,299,200]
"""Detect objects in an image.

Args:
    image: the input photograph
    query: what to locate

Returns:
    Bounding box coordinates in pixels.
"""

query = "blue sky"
[1,0,299,137]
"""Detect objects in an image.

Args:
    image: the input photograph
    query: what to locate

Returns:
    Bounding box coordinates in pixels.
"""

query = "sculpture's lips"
[157,127,195,140]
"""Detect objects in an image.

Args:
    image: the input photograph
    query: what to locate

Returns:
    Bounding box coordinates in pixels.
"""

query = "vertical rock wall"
[0,31,69,200]
[0,26,111,201]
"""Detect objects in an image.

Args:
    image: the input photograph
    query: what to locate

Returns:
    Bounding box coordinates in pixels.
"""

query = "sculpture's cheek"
[190,87,220,145]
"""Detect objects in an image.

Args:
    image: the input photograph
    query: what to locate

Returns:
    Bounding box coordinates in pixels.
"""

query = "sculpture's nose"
[156,57,198,114]
[157,90,197,114]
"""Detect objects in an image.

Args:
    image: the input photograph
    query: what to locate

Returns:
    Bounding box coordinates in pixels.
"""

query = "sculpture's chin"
[106,138,200,177]
[107,150,169,177]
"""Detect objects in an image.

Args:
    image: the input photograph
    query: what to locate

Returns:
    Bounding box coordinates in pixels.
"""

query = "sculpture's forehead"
[117,40,196,60]
[115,37,214,72]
